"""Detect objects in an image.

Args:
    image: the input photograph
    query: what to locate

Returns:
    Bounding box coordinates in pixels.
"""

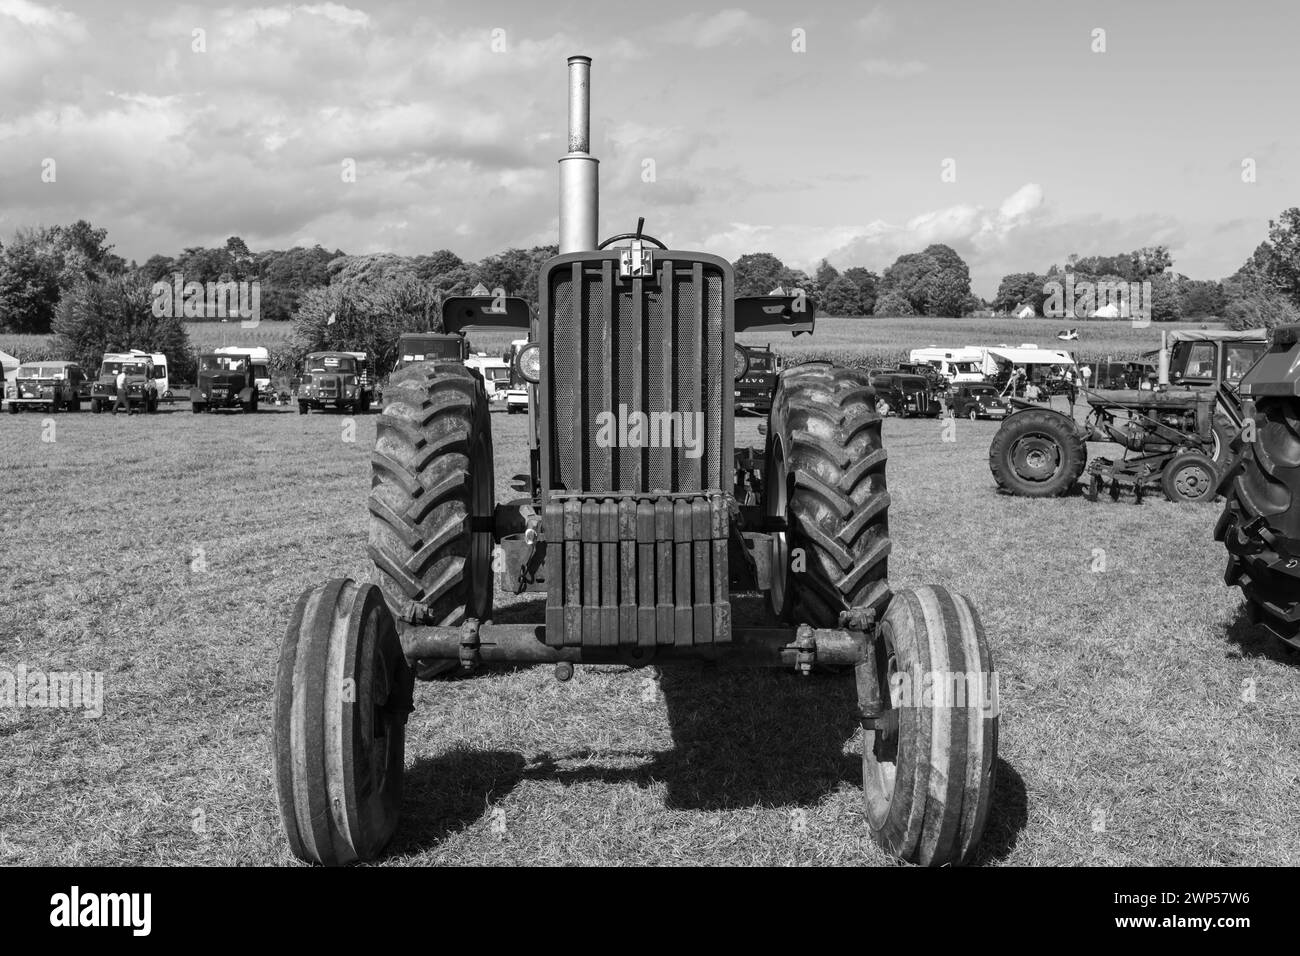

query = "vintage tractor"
[1216,325,1300,652]
[988,329,1267,503]
[272,56,999,867]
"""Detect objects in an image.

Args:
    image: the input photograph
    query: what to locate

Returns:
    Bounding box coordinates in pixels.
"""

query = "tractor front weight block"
[397,620,871,672]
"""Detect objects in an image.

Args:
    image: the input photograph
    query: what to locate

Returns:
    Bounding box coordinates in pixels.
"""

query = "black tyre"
[1162,451,1218,503]
[298,402,308,415]
[368,362,495,632]
[765,363,891,624]
[7,402,17,415]
[90,400,101,414]
[273,578,413,866]
[988,408,1086,497]
[967,408,977,421]
[860,585,998,866]
[1217,397,1300,646]
[192,403,205,414]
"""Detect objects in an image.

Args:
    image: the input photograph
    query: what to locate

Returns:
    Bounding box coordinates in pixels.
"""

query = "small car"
[950,383,1010,420]
[869,370,941,418]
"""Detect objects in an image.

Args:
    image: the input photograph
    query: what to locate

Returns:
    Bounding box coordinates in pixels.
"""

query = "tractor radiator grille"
[545,255,731,495]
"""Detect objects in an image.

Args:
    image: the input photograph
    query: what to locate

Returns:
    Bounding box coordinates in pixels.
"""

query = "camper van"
[907,346,986,385]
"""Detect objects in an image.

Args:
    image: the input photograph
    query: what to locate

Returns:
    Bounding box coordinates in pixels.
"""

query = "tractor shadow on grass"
[1223,604,1300,666]
[390,748,529,857]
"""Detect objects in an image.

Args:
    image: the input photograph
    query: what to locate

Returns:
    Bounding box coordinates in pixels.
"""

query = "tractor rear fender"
[441,295,532,335]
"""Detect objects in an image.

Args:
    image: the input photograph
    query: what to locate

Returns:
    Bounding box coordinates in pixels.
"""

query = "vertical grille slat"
[678,262,703,490]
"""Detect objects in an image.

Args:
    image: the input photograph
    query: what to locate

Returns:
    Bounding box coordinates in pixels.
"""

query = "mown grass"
[0,399,1295,866]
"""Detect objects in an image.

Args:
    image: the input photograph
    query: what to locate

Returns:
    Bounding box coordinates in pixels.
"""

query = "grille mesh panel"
[548,257,726,494]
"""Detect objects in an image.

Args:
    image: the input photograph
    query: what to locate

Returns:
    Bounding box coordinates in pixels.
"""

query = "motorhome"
[907,346,986,384]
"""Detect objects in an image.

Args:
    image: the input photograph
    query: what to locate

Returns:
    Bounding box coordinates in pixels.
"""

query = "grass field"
[1,397,1295,866]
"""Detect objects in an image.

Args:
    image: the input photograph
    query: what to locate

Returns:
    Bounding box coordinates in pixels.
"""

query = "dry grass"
[1,395,1295,866]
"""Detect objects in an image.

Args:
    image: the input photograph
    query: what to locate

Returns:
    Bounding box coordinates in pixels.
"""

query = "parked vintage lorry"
[297,351,374,414]
[733,343,783,416]
[271,56,999,868]
[191,352,260,413]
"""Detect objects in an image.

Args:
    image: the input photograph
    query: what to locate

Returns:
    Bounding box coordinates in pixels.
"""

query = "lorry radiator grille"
[545,255,731,495]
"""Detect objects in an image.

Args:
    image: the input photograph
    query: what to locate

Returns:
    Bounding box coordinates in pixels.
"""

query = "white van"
[464,353,512,402]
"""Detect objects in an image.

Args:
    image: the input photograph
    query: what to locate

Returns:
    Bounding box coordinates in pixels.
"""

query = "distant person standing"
[113,367,130,415]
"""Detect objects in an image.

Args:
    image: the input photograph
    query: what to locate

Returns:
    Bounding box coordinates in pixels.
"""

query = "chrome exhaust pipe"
[559,55,598,253]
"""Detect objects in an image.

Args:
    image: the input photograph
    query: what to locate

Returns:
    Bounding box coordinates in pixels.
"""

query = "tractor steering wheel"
[597,233,668,250]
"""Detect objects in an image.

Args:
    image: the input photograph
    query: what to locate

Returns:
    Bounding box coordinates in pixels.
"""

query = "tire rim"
[1009,434,1062,482]
[766,436,790,618]
[863,629,900,828]
[968,409,977,421]
[1172,461,1214,501]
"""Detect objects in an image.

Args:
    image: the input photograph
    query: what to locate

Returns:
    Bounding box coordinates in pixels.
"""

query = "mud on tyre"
[765,362,891,624]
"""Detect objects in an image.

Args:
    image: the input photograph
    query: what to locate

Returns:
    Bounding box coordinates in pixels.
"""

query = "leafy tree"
[1147,272,1182,322]
[880,245,970,317]
[1244,208,1300,306]
[1221,267,1300,330]
[52,275,194,380]
[1177,278,1226,318]
[874,291,915,317]
[842,267,878,314]
[993,272,1043,314]
[821,275,874,316]
[0,230,63,332]
[139,254,177,284]
[474,245,557,308]
[294,274,440,376]
[733,253,788,296]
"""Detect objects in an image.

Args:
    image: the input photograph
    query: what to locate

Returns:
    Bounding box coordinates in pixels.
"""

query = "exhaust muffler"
[559,55,598,254]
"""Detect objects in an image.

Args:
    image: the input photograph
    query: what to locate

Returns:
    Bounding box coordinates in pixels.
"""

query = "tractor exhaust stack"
[559,55,598,254]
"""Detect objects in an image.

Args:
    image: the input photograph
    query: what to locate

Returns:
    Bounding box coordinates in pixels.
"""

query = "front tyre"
[860,586,998,866]
[272,578,413,866]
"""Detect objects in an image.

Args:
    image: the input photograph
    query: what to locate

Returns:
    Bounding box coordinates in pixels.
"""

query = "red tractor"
[272,56,999,867]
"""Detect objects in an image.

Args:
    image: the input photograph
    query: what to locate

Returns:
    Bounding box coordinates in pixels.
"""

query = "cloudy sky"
[1,0,1295,295]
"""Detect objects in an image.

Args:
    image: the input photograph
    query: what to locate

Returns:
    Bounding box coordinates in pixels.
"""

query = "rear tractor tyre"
[765,362,892,625]
[860,585,998,866]
[1162,451,1218,503]
[988,408,1086,497]
[368,363,495,677]
[273,578,413,866]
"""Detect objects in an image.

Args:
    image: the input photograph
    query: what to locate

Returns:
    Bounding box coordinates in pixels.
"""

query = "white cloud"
[855,5,894,42]
[667,9,766,49]
[0,0,82,33]
[861,59,927,78]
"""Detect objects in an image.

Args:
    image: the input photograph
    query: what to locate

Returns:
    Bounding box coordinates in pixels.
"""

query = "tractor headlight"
[734,345,750,380]
[515,343,541,384]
